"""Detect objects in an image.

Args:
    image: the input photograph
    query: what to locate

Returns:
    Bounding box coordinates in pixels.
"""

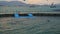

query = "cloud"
[5,0,17,1]
[25,0,60,4]
[0,0,60,4]
[0,0,18,1]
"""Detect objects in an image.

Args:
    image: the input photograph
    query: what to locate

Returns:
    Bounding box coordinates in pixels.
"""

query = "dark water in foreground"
[0,16,60,34]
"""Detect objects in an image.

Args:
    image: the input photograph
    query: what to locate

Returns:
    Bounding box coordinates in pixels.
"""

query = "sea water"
[0,16,60,34]
[0,6,60,34]
[0,6,55,14]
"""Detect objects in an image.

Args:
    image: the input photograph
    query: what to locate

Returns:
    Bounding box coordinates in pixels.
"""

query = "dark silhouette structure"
[50,2,56,8]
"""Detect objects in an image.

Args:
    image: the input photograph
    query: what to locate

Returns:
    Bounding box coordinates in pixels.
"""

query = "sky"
[0,0,60,5]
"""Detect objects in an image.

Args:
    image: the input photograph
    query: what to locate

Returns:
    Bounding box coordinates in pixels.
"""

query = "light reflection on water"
[0,16,60,34]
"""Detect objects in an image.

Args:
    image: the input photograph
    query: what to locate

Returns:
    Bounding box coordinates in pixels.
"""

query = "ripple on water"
[0,16,60,34]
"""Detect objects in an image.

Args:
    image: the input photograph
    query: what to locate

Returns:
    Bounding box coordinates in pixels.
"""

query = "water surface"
[0,16,60,34]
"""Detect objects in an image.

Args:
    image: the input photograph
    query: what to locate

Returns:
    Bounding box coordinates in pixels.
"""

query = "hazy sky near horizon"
[0,0,60,5]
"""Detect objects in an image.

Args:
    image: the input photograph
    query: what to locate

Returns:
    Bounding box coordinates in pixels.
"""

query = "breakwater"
[0,13,60,18]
